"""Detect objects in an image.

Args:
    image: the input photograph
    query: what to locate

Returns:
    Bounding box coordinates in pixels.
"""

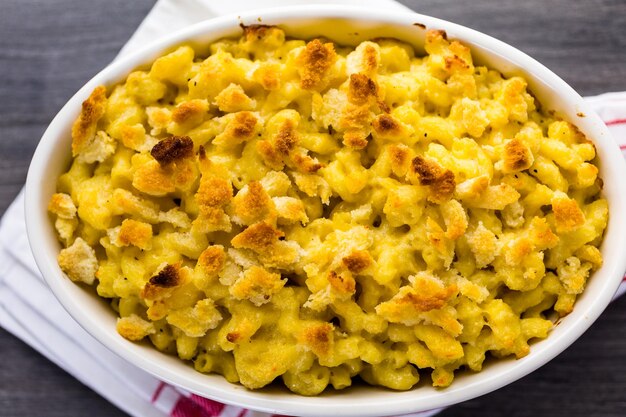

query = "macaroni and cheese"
[49,26,607,394]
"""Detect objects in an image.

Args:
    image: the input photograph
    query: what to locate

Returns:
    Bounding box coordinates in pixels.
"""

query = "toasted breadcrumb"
[150,136,194,166]
[117,314,155,341]
[48,193,77,219]
[215,83,256,112]
[71,86,107,156]
[230,266,286,306]
[57,237,98,285]
[552,191,585,233]
[297,39,337,90]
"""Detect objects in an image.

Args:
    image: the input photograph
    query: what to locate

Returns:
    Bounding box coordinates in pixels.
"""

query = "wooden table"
[1,0,625,415]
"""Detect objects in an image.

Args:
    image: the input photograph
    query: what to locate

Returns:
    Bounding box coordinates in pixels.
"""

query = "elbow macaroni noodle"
[49,26,607,394]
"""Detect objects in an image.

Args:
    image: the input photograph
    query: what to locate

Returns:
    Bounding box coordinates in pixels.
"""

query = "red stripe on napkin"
[188,394,226,415]
[152,381,166,403]
[169,393,226,417]
[605,118,626,126]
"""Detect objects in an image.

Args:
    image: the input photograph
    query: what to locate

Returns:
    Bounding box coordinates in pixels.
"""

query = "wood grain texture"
[0,0,624,416]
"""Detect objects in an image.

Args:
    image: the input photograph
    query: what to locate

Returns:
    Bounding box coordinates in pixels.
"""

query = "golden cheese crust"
[51,27,607,396]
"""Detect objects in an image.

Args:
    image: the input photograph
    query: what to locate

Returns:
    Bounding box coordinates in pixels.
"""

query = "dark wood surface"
[1,0,625,416]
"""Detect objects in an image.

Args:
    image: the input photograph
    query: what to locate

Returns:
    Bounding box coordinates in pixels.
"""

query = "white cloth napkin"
[1,0,625,416]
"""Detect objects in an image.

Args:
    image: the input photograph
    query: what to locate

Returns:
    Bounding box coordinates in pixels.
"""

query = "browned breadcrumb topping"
[341,104,370,131]
[553,195,585,233]
[233,181,275,224]
[118,219,152,249]
[231,265,285,304]
[430,170,456,203]
[328,270,356,294]
[230,111,258,139]
[198,246,226,276]
[171,100,207,124]
[71,85,107,156]
[142,263,184,301]
[300,323,333,356]
[116,315,154,341]
[343,132,369,149]
[411,155,443,185]
[410,156,456,203]
[348,73,378,104]
[151,136,194,166]
[231,222,284,253]
[256,140,284,170]
[503,138,533,172]
[362,44,379,73]
[197,177,233,207]
[388,144,411,176]
[372,114,402,136]
[400,283,456,313]
[298,39,337,90]
[292,153,323,173]
[149,263,181,287]
[274,120,299,155]
[342,250,373,274]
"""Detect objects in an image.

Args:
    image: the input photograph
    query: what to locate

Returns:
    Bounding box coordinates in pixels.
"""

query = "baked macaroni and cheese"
[49,26,608,394]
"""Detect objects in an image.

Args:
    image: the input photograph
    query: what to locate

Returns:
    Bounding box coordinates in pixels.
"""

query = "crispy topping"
[71,86,107,156]
[388,144,411,177]
[117,219,152,249]
[503,138,534,173]
[328,270,356,294]
[298,39,337,90]
[57,237,98,285]
[141,263,187,301]
[230,265,286,306]
[430,170,456,204]
[231,222,284,253]
[342,250,372,274]
[274,120,299,155]
[171,99,208,125]
[48,193,77,219]
[231,111,258,138]
[149,263,181,288]
[151,136,194,166]
[362,44,379,73]
[552,192,585,233]
[198,246,226,276]
[399,286,455,312]
[300,322,334,356]
[348,73,378,104]
[409,156,455,203]
[215,83,255,112]
[411,155,443,185]
[117,315,155,341]
[197,177,233,207]
[256,140,284,170]
[372,114,402,135]
[232,181,276,225]
[292,153,323,173]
